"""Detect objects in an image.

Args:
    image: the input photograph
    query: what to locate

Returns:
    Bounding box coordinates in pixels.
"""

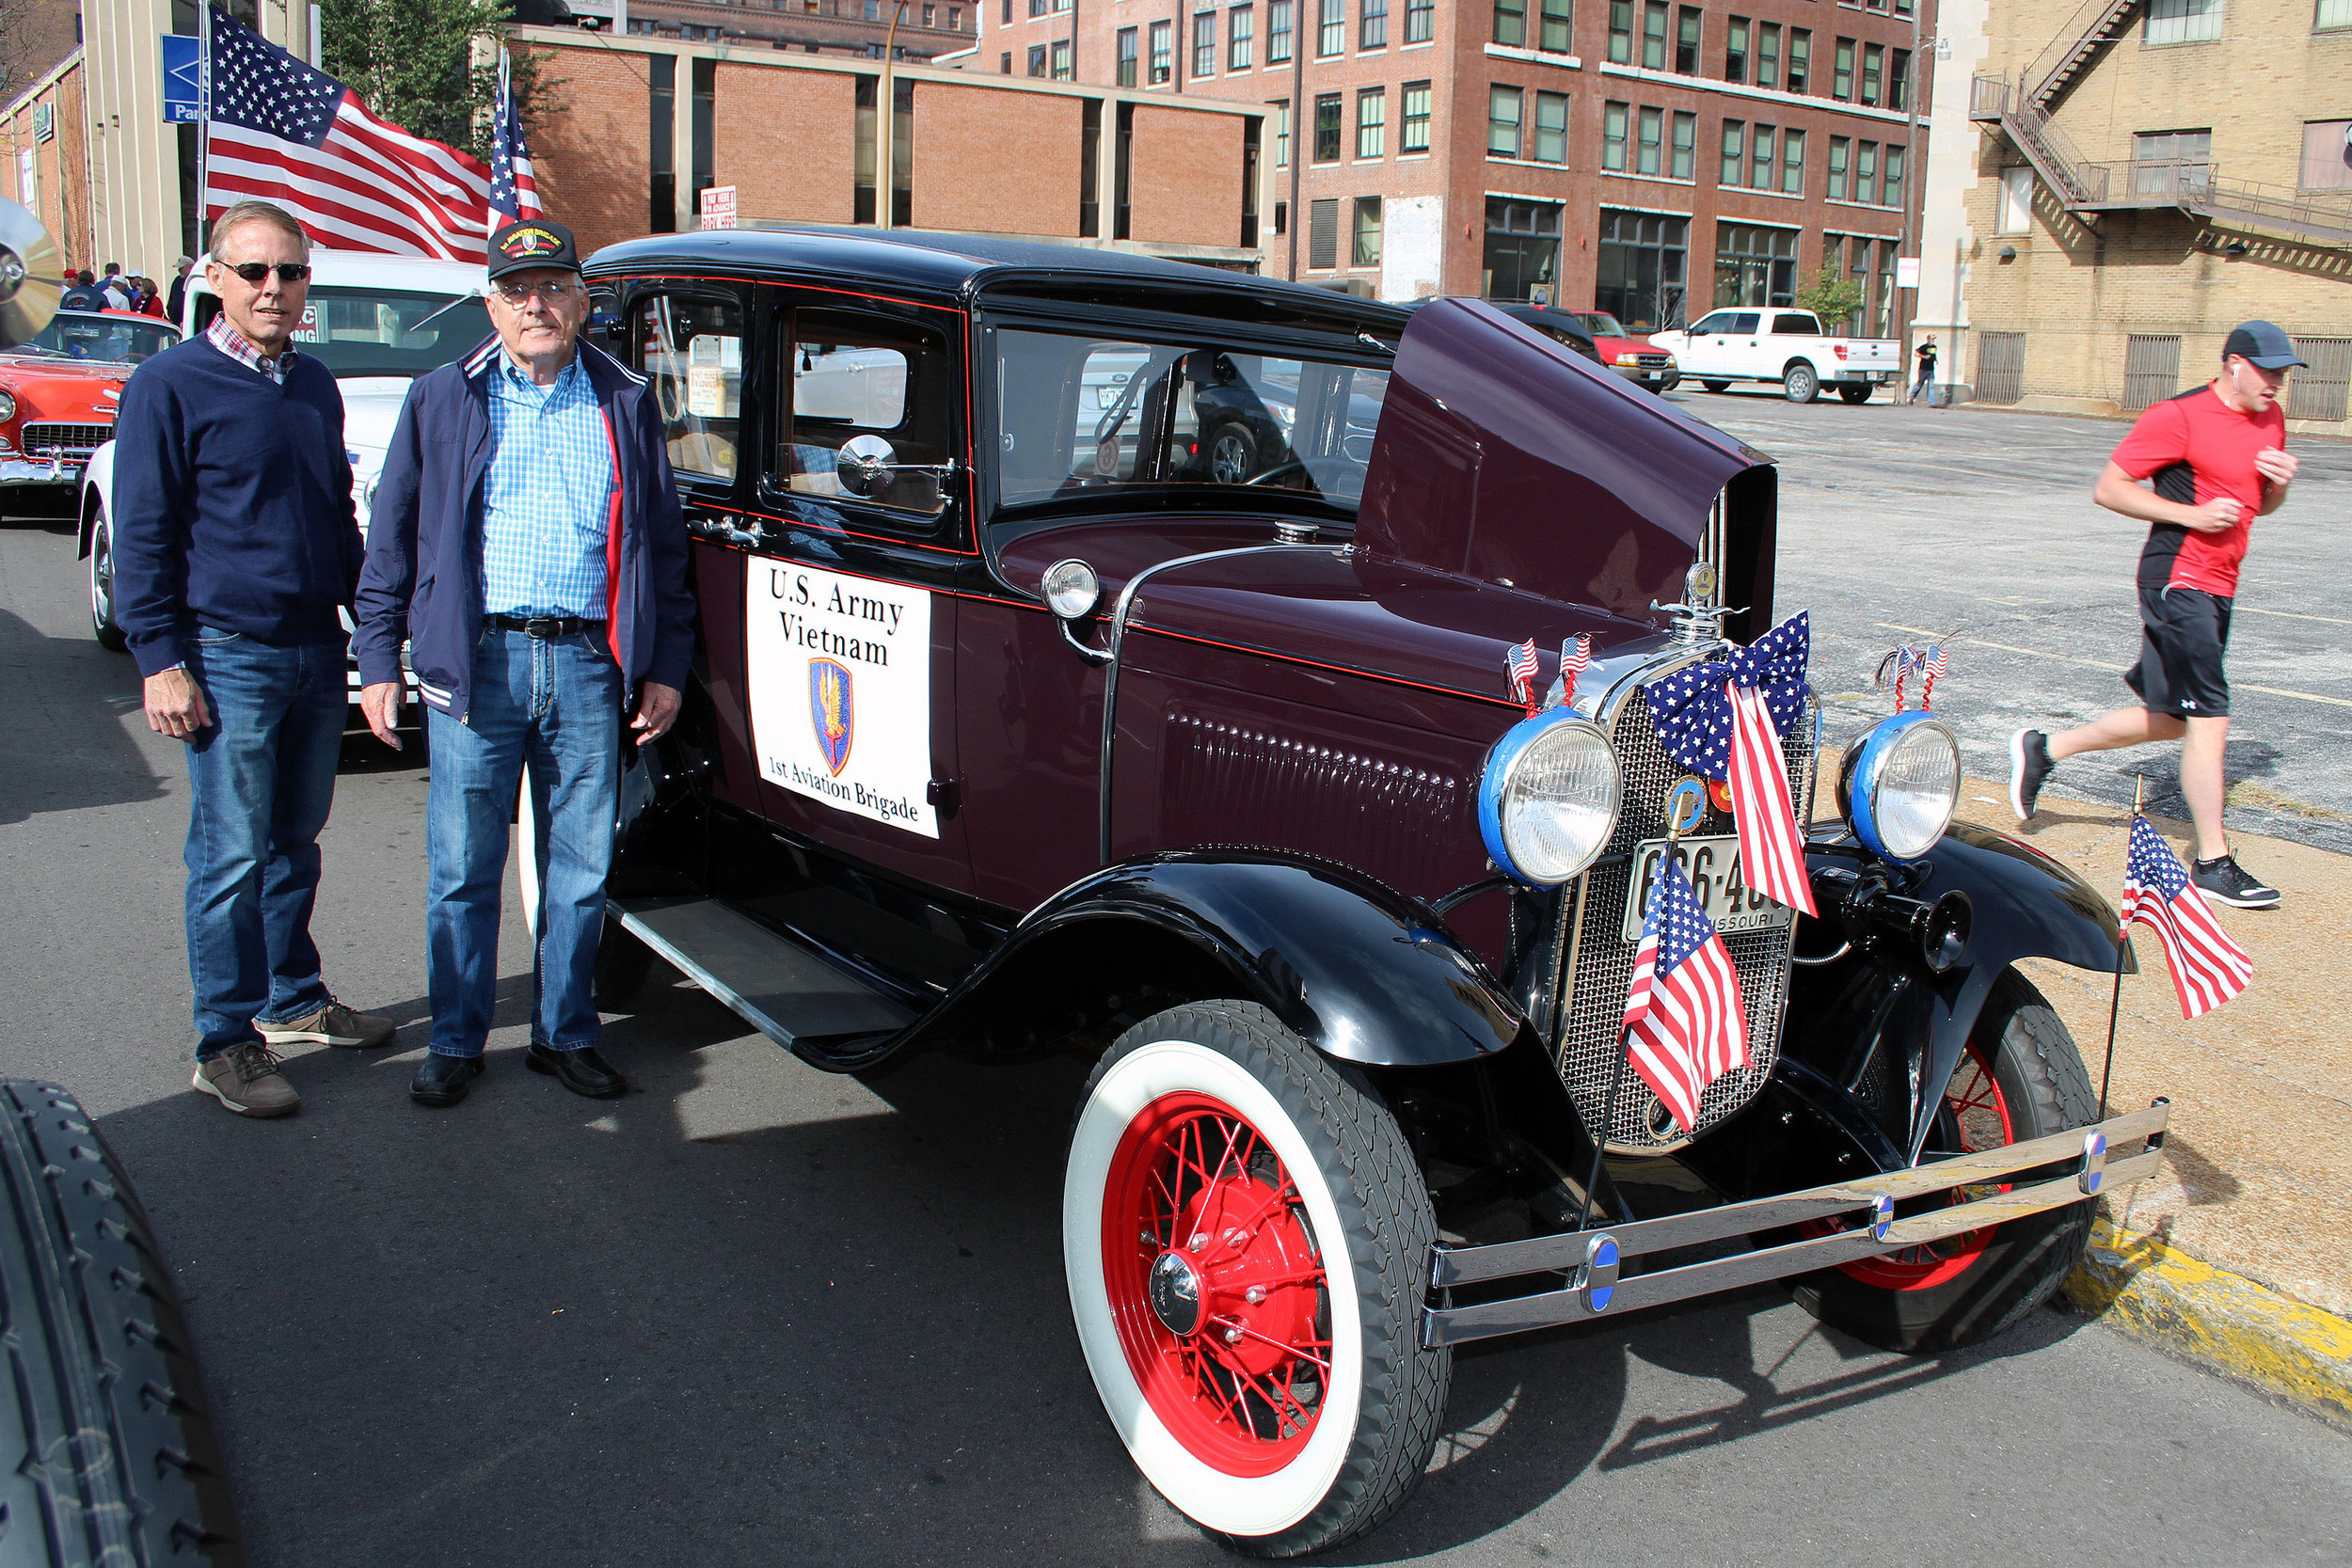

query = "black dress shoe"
[525,1042,627,1100]
[410,1053,485,1107]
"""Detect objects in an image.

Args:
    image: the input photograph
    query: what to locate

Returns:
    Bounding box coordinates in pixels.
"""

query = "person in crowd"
[1909,335,1937,404]
[111,199,397,1117]
[356,217,694,1109]
[167,256,196,325]
[101,263,134,311]
[61,269,108,312]
[2010,322,2302,909]
[137,277,167,317]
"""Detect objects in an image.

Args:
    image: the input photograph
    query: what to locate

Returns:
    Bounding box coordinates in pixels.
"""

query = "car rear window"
[1772,313,1820,335]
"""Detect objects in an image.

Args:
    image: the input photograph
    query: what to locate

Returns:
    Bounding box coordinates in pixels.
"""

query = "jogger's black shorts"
[2124,585,2233,719]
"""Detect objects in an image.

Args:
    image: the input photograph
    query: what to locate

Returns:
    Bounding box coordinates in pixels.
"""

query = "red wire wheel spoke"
[1834,1040,2017,1291]
[1101,1091,1333,1476]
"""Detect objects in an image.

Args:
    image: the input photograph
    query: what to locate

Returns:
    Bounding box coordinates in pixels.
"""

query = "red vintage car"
[0,310,180,515]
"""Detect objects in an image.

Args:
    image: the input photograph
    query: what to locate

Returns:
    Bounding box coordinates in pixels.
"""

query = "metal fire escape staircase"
[1969,0,2352,249]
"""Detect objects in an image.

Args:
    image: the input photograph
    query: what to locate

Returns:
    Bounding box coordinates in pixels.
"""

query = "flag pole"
[2099,772,2143,1119]
[197,3,214,252]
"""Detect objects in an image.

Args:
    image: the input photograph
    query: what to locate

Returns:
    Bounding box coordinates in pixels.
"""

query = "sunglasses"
[223,261,312,284]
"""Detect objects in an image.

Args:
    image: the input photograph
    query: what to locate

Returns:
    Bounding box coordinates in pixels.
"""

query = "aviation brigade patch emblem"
[500,225,564,260]
[811,658,854,776]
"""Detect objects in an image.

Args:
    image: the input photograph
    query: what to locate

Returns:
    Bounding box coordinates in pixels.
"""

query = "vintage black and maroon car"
[573,229,2168,1558]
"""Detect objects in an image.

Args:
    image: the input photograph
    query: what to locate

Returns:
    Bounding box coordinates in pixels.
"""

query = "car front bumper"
[0,456,86,488]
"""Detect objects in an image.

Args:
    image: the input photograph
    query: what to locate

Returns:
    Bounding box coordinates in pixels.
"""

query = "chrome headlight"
[1478,712,1623,886]
[0,389,17,423]
[1839,713,1959,862]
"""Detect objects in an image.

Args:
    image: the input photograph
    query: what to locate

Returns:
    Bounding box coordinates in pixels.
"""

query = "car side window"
[1772,312,1820,335]
[1691,311,1730,335]
[1730,312,1762,334]
[637,293,746,485]
[777,309,956,521]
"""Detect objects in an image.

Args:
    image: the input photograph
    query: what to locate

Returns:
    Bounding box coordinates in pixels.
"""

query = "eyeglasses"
[223,261,311,284]
[492,279,580,305]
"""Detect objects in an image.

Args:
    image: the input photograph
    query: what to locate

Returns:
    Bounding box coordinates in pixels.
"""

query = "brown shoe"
[192,1043,301,1117]
[258,998,396,1049]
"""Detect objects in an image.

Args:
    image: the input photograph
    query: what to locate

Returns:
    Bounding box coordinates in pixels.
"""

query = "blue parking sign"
[162,35,202,123]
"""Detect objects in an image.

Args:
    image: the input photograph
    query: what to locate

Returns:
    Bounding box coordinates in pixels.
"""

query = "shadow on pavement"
[0,600,167,827]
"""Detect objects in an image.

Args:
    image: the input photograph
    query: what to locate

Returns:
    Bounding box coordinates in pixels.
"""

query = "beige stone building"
[1916,0,2352,431]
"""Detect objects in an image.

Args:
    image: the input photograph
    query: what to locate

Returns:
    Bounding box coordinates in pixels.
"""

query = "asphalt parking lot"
[2,394,2348,1567]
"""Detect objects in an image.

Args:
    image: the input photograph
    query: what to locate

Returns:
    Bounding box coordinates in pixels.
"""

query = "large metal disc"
[0,198,64,349]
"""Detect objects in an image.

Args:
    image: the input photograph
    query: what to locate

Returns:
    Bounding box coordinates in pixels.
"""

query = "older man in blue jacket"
[355,219,695,1108]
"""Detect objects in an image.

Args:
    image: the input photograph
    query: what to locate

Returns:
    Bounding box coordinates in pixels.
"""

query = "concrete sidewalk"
[1947,774,2351,1428]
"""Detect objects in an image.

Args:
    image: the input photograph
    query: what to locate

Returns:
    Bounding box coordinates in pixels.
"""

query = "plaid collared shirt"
[205,312,298,385]
[480,350,616,620]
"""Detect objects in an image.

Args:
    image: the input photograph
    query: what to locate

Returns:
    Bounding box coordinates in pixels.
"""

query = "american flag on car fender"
[2122,815,2251,1021]
[1505,638,1541,715]
[1621,856,1750,1134]
[202,8,497,264]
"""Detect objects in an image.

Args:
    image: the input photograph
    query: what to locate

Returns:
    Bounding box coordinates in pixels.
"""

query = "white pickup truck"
[1649,308,1900,404]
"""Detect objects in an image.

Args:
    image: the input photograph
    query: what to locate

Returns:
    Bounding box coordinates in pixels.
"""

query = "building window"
[1270,0,1294,59]
[1672,109,1694,178]
[1053,37,1073,76]
[2147,0,2224,44]
[1779,127,1804,193]
[1725,15,1747,83]
[1750,124,1773,188]
[1362,0,1389,45]
[1535,90,1570,163]
[2131,128,2211,196]
[2321,0,2352,30]
[1642,0,1667,68]
[948,7,961,25]
[1118,25,1138,84]
[1320,0,1345,55]
[1860,41,1882,105]
[1489,85,1523,157]
[1636,103,1662,173]
[1358,87,1386,156]
[1540,0,1571,52]
[1597,209,1689,328]
[922,4,934,24]
[2287,337,2350,419]
[1833,38,1853,99]
[1787,28,1809,92]
[1495,0,1526,46]
[1194,10,1216,75]
[999,50,1011,71]
[1002,0,1010,20]
[1484,197,1562,301]
[1609,0,1632,61]
[1402,82,1432,150]
[648,54,675,232]
[1720,119,1743,187]
[2302,120,2352,188]
[1310,197,1340,267]
[1354,195,1384,265]
[1273,200,1287,235]
[1676,6,1701,72]
[1028,43,1047,74]
[1854,140,1878,204]
[1149,20,1171,79]
[1276,100,1291,166]
[1756,22,1778,87]
[1827,135,1849,199]
[1889,48,1911,111]
[1029,0,1045,14]
[1315,91,1343,160]
[1231,6,1254,68]
[1406,0,1435,42]
[1713,221,1797,309]
[1602,100,1628,169]
[1883,145,1904,209]
[1996,165,2033,230]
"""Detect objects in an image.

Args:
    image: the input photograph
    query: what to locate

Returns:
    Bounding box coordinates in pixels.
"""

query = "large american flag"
[1621,856,1751,1134]
[202,8,496,264]
[486,49,541,237]
[2122,815,2252,1020]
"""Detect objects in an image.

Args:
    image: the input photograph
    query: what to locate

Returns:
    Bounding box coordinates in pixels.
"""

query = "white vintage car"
[77,251,491,713]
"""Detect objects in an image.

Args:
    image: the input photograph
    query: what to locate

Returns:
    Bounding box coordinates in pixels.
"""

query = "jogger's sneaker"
[192,1043,301,1117]
[2009,729,2054,822]
[258,997,395,1049]
[2192,856,2280,910]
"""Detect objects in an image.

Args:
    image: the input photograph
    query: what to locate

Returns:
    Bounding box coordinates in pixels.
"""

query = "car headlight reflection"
[0,390,17,423]
[1478,713,1623,886]
[1839,713,1960,862]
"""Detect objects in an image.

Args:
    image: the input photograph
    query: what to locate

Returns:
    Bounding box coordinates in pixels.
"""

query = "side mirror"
[0,198,64,350]
[835,433,898,499]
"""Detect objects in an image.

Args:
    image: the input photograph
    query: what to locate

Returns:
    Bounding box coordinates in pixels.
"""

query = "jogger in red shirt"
[2009,322,2302,909]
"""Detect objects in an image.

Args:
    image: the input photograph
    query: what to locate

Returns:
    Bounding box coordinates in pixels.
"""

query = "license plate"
[1621,834,1795,941]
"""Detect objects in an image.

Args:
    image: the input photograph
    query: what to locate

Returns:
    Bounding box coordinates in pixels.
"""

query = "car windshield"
[197,286,491,376]
[19,312,181,364]
[993,328,1388,512]
[1575,311,1630,337]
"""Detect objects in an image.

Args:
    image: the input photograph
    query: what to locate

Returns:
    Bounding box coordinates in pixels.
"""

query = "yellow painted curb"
[2062,1218,2352,1432]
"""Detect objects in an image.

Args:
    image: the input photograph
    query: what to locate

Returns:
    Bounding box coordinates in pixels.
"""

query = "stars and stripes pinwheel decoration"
[2121,816,2251,1020]
[1879,643,1951,712]
[1645,610,1816,917]
[1621,855,1751,1134]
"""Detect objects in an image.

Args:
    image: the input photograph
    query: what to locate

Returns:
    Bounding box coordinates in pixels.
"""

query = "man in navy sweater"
[112,199,395,1118]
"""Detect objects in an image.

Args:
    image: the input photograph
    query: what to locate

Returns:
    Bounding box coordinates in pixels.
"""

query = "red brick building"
[593,0,979,61]
[981,0,1931,329]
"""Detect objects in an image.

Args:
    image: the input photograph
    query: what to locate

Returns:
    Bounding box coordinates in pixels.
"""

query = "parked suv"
[575,229,2166,1558]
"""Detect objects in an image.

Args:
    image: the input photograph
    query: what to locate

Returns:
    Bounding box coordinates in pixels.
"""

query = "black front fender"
[898,851,1527,1068]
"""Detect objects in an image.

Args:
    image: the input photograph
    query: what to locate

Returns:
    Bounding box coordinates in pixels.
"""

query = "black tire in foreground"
[1063,1002,1450,1558]
[0,1081,242,1565]
[1789,969,2098,1355]
[88,515,128,653]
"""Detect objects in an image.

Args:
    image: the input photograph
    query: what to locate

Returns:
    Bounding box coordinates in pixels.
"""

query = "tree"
[319,0,559,162]
[1793,264,1865,329]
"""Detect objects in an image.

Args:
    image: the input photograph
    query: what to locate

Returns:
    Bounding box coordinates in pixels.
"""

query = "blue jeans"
[425,628,622,1058]
[182,630,347,1060]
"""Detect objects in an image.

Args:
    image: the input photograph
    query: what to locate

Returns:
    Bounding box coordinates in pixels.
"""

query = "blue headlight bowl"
[1478,707,1612,887]
[1846,711,1957,863]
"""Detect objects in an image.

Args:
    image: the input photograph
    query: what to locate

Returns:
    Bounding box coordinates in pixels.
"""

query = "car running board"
[609,895,915,1060]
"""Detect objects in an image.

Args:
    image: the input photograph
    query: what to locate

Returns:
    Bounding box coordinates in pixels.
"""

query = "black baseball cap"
[2222,321,2307,370]
[486,218,580,280]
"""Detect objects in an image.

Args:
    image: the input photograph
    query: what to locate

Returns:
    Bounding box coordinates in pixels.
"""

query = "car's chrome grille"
[18,421,110,457]
[1552,670,1815,1154]
[1634,355,1672,370]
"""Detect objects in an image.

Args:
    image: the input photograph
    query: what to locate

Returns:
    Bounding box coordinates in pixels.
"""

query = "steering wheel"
[1244,454,1366,491]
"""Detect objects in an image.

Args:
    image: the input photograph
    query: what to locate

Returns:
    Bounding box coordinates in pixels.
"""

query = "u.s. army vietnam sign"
[745,562,937,838]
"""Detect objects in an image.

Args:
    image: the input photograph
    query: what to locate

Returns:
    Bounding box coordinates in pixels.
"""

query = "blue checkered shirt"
[206,312,297,384]
[480,351,616,619]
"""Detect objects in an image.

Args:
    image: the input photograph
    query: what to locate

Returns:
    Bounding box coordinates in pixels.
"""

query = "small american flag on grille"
[1621,855,1751,1134]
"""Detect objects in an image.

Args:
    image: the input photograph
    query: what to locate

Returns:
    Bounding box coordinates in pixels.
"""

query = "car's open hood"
[1359,299,1777,638]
